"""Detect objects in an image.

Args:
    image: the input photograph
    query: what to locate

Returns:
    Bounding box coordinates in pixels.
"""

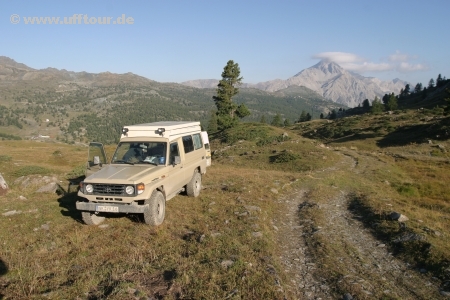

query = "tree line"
[355,73,449,115]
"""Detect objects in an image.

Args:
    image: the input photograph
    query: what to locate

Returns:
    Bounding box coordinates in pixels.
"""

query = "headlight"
[85,184,94,193]
[125,185,135,195]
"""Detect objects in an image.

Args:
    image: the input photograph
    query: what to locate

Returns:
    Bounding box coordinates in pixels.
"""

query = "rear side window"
[169,142,179,164]
[182,135,194,153]
[193,133,203,150]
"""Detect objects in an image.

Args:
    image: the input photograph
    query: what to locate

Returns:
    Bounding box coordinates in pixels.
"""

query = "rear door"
[182,134,200,177]
[85,142,108,178]
[165,140,185,198]
[201,131,211,167]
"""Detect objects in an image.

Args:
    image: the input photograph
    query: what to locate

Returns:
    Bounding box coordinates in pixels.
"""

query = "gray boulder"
[0,173,8,195]
[389,212,409,222]
[36,182,59,193]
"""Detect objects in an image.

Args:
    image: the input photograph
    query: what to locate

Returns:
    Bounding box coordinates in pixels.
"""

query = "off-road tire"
[186,171,202,197]
[82,211,105,225]
[144,190,165,226]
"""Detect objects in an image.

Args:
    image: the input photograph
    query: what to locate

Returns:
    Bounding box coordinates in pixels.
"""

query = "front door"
[86,142,108,177]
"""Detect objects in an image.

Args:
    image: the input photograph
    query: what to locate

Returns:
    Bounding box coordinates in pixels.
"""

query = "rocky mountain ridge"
[182,60,409,107]
[0,56,152,86]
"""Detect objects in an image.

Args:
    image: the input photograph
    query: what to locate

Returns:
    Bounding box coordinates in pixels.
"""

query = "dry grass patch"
[2,136,330,299]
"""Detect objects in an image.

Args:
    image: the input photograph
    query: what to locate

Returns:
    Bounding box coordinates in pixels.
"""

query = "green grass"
[65,164,86,180]
[12,166,54,177]
[394,182,420,197]
[0,155,11,162]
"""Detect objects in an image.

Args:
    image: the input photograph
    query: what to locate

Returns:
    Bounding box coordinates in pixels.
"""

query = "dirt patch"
[275,153,444,299]
[86,270,182,300]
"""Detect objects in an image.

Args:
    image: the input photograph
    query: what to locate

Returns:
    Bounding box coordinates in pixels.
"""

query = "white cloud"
[313,51,428,74]
[342,62,392,72]
[313,51,393,72]
[397,62,428,72]
[312,52,365,64]
[388,50,417,62]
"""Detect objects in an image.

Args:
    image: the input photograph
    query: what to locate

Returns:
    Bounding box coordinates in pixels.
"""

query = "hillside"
[0,56,343,144]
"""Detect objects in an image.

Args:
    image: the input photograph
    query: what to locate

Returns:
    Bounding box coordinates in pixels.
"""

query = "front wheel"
[186,171,202,197]
[81,211,105,225]
[143,190,165,226]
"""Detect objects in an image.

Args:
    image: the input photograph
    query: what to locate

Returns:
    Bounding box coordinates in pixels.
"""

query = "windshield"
[111,142,167,165]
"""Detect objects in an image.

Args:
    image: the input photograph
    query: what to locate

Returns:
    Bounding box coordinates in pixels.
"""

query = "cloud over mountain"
[312,51,428,74]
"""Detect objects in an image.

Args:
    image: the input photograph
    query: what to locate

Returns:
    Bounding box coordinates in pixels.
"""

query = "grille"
[93,184,127,196]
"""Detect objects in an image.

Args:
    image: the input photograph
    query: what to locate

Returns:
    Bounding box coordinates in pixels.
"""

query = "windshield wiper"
[138,160,158,166]
[113,160,135,165]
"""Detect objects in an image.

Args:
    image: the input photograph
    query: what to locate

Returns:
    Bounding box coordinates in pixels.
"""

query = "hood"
[85,164,160,184]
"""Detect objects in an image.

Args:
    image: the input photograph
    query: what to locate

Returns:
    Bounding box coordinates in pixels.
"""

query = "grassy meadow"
[0,118,449,299]
[0,127,339,299]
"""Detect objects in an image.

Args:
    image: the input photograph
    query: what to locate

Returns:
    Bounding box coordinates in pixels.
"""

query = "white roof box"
[121,121,201,141]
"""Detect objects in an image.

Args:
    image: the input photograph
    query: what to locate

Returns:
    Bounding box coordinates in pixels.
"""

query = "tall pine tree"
[213,60,250,130]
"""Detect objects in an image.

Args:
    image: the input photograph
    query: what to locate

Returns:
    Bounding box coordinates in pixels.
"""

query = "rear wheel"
[144,190,165,226]
[82,211,105,225]
[186,171,202,197]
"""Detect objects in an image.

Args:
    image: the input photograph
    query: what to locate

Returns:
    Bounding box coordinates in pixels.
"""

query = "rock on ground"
[0,173,8,195]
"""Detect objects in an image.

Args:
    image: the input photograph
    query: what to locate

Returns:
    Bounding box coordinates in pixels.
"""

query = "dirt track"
[275,153,444,300]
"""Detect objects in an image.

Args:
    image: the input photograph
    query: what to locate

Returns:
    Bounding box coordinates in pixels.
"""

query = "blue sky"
[1,0,449,86]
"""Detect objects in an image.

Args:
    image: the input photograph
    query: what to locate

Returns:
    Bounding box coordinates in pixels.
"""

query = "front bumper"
[76,201,148,214]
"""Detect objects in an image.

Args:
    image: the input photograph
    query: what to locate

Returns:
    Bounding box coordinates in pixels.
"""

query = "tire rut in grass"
[276,152,443,300]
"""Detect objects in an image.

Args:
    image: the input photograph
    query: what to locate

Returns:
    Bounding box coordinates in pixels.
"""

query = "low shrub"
[395,183,419,197]
[270,151,299,163]
[0,155,11,162]
[13,165,53,177]
[66,164,86,179]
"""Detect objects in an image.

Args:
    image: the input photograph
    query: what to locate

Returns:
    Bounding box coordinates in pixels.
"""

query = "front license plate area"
[96,205,119,213]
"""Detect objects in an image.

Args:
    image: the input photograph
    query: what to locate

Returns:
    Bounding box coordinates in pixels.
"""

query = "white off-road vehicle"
[76,121,210,226]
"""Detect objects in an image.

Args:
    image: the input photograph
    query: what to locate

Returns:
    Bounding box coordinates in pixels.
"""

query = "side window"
[193,133,203,150]
[182,135,194,154]
[169,142,179,164]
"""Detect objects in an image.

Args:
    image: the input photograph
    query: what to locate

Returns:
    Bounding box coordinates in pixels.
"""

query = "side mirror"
[173,156,181,165]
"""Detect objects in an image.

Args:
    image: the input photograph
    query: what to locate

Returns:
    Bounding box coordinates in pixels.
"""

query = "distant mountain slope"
[0,56,341,144]
[180,79,219,89]
[0,56,152,85]
[182,60,409,108]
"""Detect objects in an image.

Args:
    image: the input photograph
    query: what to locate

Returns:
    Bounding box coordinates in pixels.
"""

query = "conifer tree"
[207,110,218,133]
[371,97,384,114]
[428,78,435,88]
[386,94,398,111]
[362,99,370,110]
[414,83,423,93]
[213,60,250,130]
[271,113,282,127]
[330,109,337,119]
[437,74,444,87]
[298,110,307,122]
